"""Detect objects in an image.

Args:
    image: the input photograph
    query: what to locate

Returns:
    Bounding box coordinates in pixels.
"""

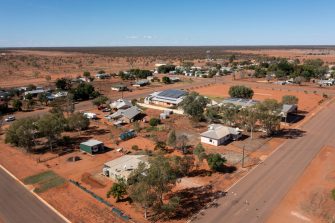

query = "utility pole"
[242,145,245,168]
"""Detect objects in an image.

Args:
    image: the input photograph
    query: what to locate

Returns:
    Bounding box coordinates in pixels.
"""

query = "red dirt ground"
[228,49,335,64]
[267,146,335,223]
[194,83,323,112]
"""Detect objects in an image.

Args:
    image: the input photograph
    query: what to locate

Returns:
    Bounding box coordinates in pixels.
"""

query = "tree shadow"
[188,169,212,177]
[164,185,226,220]
[82,125,110,136]
[273,128,306,139]
[218,165,237,174]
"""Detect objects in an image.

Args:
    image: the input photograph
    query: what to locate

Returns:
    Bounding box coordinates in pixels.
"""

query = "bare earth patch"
[267,146,335,223]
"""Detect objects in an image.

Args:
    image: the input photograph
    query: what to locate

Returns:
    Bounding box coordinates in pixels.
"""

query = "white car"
[83,112,97,119]
[5,115,15,122]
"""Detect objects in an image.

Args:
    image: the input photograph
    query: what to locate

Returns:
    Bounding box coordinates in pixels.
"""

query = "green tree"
[38,93,48,106]
[179,92,209,122]
[149,118,160,127]
[169,155,194,177]
[162,76,171,84]
[193,143,205,158]
[92,95,108,107]
[71,83,97,100]
[157,65,176,74]
[256,99,282,136]
[177,134,189,153]
[11,99,22,111]
[128,156,177,218]
[5,117,38,152]
[282,95,299,105]
[206,153,226,172]
[229,54,236,63]
[129,180,156,219]
[83,71,91,78]
[220,103,240,126]
[67,112,90,134]
[205,106,220,123]
[228,85,254,99]
[166,130,177,147]
[36,113,65,151]
[55,78,72,90]
[106,177,127,202]
[239,107,258,139]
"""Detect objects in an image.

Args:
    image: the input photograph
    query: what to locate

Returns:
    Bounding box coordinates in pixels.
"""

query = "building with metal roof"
[110,99,132,110]
[145,89,187,107]
[109,106,141,123]
[219,98,259,108]
[80,139,104,155]
[200,124,242,146]
[103,155,149,181]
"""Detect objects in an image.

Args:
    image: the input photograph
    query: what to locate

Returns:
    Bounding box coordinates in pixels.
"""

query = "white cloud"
[125,36,138,39]
[143,35,153,39]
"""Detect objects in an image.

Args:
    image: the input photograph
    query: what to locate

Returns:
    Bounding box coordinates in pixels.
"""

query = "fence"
[69,179,133,222]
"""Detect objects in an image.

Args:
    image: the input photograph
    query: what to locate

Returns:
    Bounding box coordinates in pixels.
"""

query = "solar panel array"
[157,89,187,99]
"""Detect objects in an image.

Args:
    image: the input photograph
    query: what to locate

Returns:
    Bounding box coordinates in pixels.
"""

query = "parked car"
[83,112,97,119]
[5,115,15,122]
[102,108,111,112]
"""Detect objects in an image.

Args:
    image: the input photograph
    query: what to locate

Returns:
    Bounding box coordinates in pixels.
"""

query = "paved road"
[0,168,66,223]
[192,101,335,223]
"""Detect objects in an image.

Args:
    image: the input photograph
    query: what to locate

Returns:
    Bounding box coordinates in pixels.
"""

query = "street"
[192,101,335,223]
[0,167,66,223]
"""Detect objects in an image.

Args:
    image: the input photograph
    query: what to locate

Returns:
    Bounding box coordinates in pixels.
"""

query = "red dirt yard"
[194,83,323,113]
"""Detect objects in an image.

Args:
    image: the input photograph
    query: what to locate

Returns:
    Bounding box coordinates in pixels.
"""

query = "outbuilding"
[80,139,104,155]
[200,124,242,146]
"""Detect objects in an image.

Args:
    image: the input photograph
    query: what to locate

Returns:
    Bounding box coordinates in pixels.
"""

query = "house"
[95,73,110,79]
[111,84,128,92]
[145,89,187,107]
[219,98,259,108]
[133,79,149,87]
[110,99,132,110]
[109,106,141,123]
[318,79,334,86]
[80,139,104,155]
[200,124,242,146]
[169,77,181,82]
[103,155,149,181]
[280,104,298,118]
[24,89,46,97]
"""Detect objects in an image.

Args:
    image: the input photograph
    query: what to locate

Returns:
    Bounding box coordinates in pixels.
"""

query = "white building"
[200,124,242,146]
[103,155,148,181]
[144,89,187,107]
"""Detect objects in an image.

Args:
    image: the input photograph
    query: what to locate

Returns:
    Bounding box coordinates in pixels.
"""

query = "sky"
[1,0,335,47]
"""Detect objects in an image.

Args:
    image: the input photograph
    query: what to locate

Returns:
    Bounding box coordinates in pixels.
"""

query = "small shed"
[80,139,104,155]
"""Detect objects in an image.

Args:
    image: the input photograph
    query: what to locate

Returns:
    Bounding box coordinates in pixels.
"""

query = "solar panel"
[157,89,186,99]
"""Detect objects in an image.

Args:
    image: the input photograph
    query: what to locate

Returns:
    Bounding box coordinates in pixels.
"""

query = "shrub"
[282,95,298,105]
[331,189,335,201]
[132,145,139,151]
[149,118,160,127]
[206,153,227,172]
[229,85,254,99]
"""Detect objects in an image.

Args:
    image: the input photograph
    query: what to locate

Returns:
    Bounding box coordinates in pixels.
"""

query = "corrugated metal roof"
[201,124,241,140]
[81,139,103,147]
